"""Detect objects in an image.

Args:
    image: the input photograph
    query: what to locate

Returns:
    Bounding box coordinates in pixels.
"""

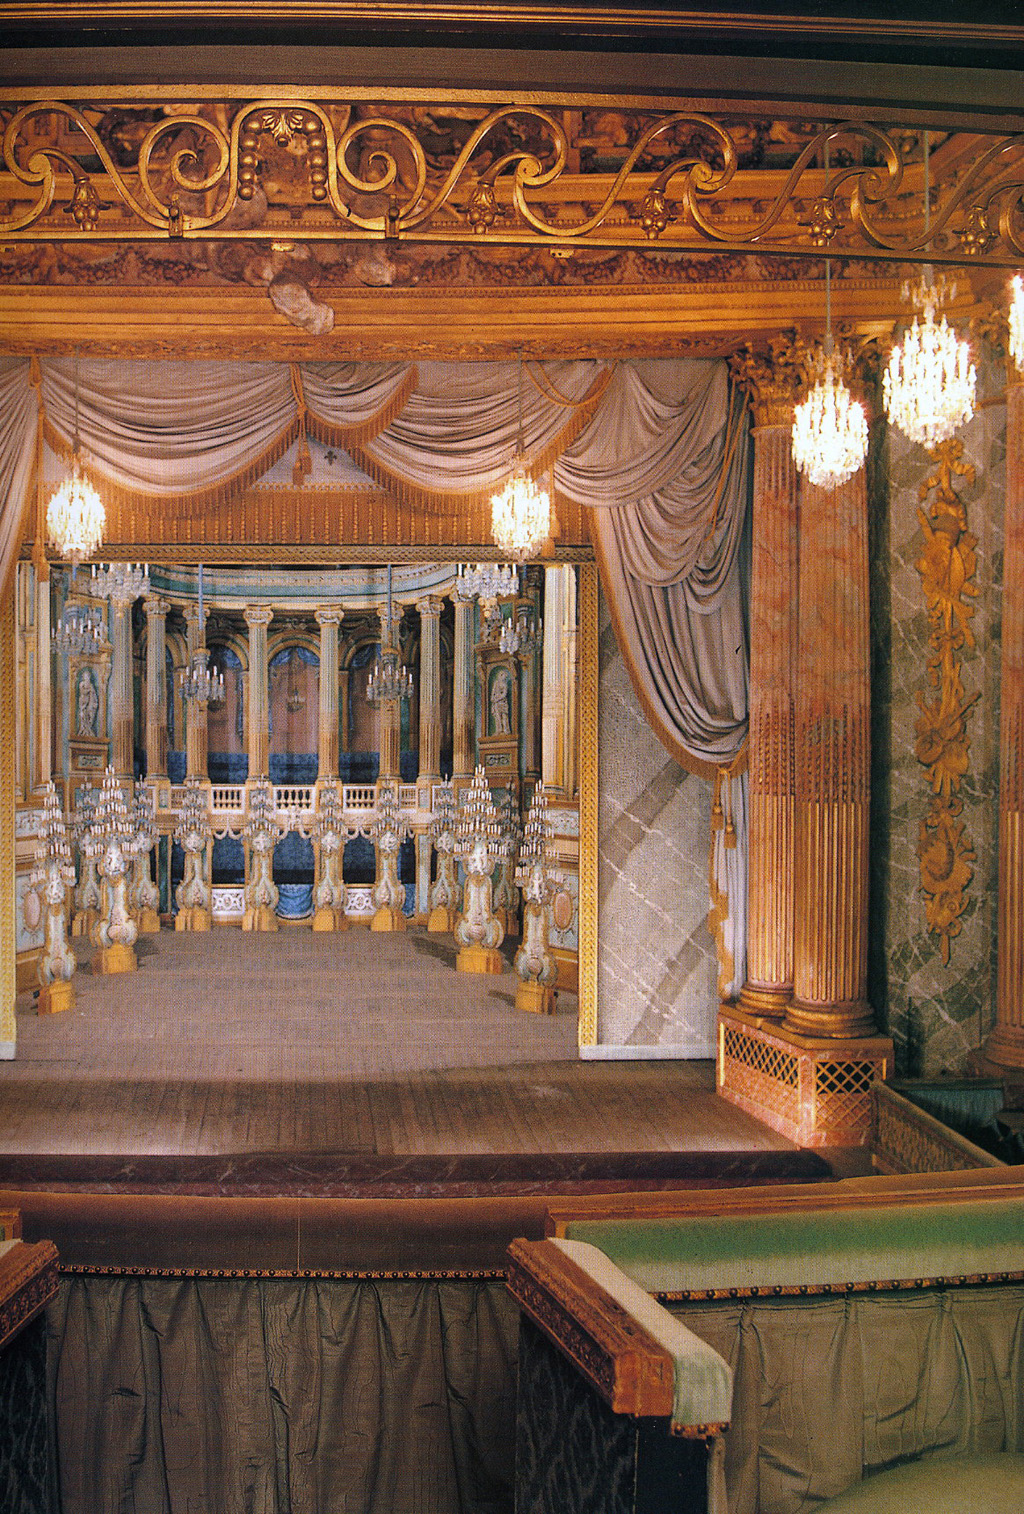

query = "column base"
[92,943,138,976]
[457,944,504,975]
[370,905,406,933]
[516,980,555,1014]
[37,980,75,1015]
[175,907,211,932]
[784,998,877,1040]
[312,906,347,932]
[718,1004,893,1147]
[427,905,459,933]
[738,981,791,1019]
[242,905,278,932]
[137,907,161,934]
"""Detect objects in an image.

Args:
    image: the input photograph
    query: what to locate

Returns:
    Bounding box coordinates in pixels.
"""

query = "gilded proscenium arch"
[1,93,1023,266]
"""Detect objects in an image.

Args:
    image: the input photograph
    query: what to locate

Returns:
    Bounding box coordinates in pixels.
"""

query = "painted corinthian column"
[144,596,170,779]
[377,603,402,783]
[786,468,874,1039]
[416,596,443,785]
[986,371,1024,1069]
[110,592,135,781]
[184,602,209,781]
[315,608,342,779]
[244,606,273,779]
[730,344,803,1017]
[452,595,475,783]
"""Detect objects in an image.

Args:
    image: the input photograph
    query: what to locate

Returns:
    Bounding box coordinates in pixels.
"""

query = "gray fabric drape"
[671,1286,1024,1514]
[48,1275,518,1514]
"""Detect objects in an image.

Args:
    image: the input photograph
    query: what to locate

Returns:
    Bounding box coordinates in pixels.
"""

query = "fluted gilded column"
[110,592,135,780]
[416,596,443,785]
[316,607,341,779]
[731,349,803,1017]
[786,469,874,1039]
[144,596,170,779]
[542,564,574,797]
[184,602,209,781]
[377,603,402,782]
[452,595,475,783]
[520,567,542,785]
[32,551,51,793]
[244,606,272,779]
[986,371,1024,1069]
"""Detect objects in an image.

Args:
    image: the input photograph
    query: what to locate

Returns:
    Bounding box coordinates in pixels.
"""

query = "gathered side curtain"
[0,357,37,597]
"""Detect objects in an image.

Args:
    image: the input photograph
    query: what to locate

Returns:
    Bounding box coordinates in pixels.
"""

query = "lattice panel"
[722,1025,800,1127]
[813,1059,879,1136]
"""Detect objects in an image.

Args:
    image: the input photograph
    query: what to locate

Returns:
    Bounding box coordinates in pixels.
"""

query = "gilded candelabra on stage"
[173,777,213,932]
[427,783,461,934]
[370,783,410,933]
[30,782,77,1015]
[514,787,561,1015]
[454,766,508,975]
[309,783,349,932]
[241,777,286,933]
[87,766,140,975]
[492,791,522,938]
[69,791,101,941]
[129,789,161,934]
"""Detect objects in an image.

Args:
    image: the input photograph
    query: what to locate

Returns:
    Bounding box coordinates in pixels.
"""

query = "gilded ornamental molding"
[1,96,1022,265]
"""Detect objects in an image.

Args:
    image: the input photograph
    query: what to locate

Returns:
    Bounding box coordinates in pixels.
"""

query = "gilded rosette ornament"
[914,440,979,964]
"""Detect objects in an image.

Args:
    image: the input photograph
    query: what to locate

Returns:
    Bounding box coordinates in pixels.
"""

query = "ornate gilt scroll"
[1,95,1023,263]
[914,439,979,964]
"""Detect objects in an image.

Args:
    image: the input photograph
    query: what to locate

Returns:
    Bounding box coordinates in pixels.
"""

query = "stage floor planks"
[2,927,794,1158]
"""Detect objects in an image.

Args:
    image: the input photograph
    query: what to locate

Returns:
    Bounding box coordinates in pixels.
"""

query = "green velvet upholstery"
[562,1197,1024,1295]
[812,1453,1024,1514]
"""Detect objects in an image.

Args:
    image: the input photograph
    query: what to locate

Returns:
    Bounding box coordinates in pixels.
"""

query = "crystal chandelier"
[46,348,106,566]
[53,597,104,657]
[1009,274,1024,374]
[791,244,868,488]
[179,564,224,705]
[455,562,519,603]
[88,560,150,601]
[883,133,975,448]
[367,564,414,705]
[498,605,543,657]
[490,352,551,562]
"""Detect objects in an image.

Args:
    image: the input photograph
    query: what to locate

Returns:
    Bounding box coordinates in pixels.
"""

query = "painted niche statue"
[492,790,522,937]
[76,667,99,737]
[86,766,141,975]
[489,666,512,735]
[370,783,410,932]
[69,790,102,939]
[514,786,561,1014]
[30,782,78,1014]
[454,765,508,975]
[130,788,161,933]
[241,777,287,932]
[309,783,349,932]
[173,776,213,932]
[427,782,460,934]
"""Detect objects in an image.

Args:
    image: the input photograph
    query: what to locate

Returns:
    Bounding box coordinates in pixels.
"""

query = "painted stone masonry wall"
[870,354,1005,1076]
[596,589,719,1055]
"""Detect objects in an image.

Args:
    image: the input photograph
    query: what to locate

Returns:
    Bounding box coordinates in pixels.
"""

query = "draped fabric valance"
[0,353,750,996]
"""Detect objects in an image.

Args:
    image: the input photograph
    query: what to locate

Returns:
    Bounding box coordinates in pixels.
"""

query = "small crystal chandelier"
[46,348,106,566]
[179,564,224,706]
[1009,274,1024,374]
[883,132,976,449]
[455,562,519,603]
[490,352,551,562]
[88,560,150,601]
[367,564,414,705]
[53,586,104,657]
[791,248,868,488]
[499,604,543,657]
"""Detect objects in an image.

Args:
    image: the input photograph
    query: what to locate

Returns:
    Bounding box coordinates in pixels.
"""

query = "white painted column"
[244,606,273,779]
[316,607,342,779]
[33,556,51,793]
[452,595,475,783]
[144,596,170,779]
[542,564,574,797]
[377,603,401,783]
[184,602,209,781]
[110,592,135,781]
[416,595,443,785]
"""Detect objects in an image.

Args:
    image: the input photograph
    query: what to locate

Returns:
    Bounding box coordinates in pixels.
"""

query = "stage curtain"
[562,361,750,997]
[671,1286,1024,1514]
[49,1274,518,1514]
[0,357,37,597]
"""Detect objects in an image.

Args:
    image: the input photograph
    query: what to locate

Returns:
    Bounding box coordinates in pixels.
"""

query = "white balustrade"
[210,785,245,811]
[274,785,314,813]
[343,785,376,810]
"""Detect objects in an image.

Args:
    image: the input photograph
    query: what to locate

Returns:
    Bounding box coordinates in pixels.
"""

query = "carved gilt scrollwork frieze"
[1,97,1023,264]
[914,439,979,964]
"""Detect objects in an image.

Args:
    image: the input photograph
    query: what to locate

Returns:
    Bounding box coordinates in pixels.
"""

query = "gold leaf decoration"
[914,438,978,964]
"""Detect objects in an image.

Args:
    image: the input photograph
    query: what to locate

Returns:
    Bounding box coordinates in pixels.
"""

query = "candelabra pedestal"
[38,980,76,1016]
[456,942,504,975]
[515,979,555,1015]
[93,941,137,975]
[175,905,211,933]
[427,903,459,933]
[312,904,348,932]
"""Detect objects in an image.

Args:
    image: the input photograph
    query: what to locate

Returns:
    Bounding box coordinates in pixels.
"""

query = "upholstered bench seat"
[814,1453,1024,1514]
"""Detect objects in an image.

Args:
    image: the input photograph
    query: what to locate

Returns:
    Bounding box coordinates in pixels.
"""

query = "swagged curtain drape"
[0,355,749,992]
